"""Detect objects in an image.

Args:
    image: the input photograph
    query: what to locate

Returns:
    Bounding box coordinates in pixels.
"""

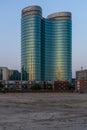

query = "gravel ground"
[0,93,87,130]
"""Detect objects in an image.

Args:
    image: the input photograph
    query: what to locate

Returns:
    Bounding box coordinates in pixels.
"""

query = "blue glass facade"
[21,6,72,82]
[41,18,45,80]
[45,19,72,82]
[21,6,42,80]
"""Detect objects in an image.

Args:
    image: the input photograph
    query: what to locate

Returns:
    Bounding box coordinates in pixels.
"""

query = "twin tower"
[21,5,72,82]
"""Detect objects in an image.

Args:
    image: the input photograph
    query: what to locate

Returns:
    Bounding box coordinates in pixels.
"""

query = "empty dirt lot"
[0,93,87,130]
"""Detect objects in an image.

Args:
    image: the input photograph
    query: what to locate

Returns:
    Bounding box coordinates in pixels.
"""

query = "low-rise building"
[0,67,21,87]
[75,69,87,92]
[75,80,87,93]
[0,67,9,81]
[76,69,87,80]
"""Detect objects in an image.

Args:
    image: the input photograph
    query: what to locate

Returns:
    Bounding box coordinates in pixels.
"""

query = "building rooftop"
[47,12,71,20]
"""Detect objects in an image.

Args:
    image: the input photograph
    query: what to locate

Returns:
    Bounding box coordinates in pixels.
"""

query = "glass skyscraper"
[21,5,72,82]
[21,6,42,81]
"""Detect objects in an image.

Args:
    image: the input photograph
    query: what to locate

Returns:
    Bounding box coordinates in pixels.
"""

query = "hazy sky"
[0,0,87,78]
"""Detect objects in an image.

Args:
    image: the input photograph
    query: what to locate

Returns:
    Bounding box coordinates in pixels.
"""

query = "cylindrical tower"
[21,5,42,80]
[45,12,72,82]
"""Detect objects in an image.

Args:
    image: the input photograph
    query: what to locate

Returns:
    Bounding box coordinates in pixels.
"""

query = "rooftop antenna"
[81,66,83,70]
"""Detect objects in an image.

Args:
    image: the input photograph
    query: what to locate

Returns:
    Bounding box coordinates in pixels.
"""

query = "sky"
[0,0,87,78]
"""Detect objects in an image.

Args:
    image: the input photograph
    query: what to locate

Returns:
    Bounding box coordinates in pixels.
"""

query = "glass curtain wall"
[45,13,72,82]
[21,6,72,82]
[21,6,42,81]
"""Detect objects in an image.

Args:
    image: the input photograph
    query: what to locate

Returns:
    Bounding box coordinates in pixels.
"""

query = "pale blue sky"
[0,0,87,78]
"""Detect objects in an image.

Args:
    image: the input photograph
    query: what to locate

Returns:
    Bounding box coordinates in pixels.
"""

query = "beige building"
[0,67,9,81]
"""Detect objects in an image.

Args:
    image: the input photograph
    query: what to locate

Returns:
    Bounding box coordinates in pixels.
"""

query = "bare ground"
[0,93,87,130]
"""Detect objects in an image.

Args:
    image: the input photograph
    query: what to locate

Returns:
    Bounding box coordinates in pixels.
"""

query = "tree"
[0,82,4,90]
[31,84,42,90]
